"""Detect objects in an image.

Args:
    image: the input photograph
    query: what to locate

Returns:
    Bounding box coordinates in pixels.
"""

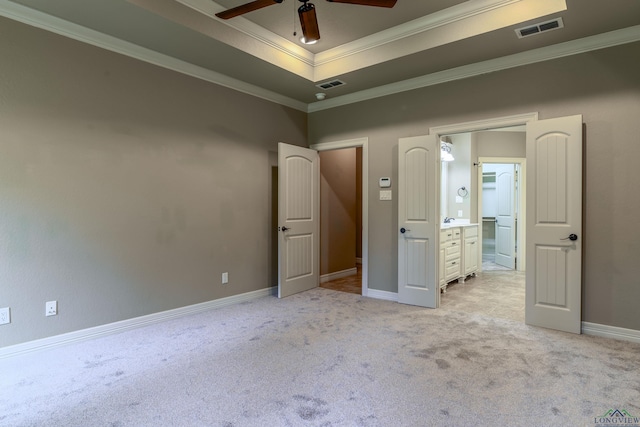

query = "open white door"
[398,135,438,308]
[278,143,320,298]
[525,115,582,333]
[495,164,516,269]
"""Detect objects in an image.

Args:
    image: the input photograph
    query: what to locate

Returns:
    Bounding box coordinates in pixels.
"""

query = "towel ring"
[457,187,468,197]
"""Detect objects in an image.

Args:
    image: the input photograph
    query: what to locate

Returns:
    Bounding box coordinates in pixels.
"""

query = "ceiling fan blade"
[215,0,283,20]
[326,0,397,7]
[299,3,321,43]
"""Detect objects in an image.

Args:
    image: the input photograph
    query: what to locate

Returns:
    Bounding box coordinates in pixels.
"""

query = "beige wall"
[309,42,640,331]
[320,148,357,275]
[0,18,307,347]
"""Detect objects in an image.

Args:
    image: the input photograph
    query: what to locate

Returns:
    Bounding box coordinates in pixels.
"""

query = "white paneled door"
[398,135,438,308]
[525,115,583,334]
[278,143,319,298]
[494,164,516,269]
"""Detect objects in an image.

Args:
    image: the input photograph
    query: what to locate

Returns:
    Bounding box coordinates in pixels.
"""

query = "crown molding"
[308,25,640,113]
[2,0,639,115]
[175,0,316,66]
[314,0,520,65]
[0,0,307,112]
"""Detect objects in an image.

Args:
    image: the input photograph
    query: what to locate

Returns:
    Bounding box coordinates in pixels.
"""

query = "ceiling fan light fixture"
[300,37,318,45]
[298,2,320,43]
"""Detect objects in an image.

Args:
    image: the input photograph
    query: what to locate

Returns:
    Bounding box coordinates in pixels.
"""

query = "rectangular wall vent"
[316,79,346,90]
[515,17,563,39]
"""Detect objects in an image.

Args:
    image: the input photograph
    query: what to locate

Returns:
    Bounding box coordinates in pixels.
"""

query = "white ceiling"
[2,0,640,111]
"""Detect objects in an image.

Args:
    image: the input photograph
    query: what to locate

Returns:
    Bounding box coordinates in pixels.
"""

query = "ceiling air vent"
[515,17,564,39]
[316,79,346,90]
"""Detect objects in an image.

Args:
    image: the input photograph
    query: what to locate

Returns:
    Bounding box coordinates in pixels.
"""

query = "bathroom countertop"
[440,222,478,229]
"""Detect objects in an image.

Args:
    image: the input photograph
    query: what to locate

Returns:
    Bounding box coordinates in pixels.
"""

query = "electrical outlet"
[222,272,229,284]
[0,307,10,325]
[46,301,57,317]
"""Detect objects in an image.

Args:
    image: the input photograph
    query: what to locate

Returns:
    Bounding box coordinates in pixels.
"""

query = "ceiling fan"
[215,0,398,44]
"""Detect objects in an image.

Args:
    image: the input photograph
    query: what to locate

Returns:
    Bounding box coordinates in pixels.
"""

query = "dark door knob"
[561,234,578,241]
[400,227,408,234]
[281,226,290,232]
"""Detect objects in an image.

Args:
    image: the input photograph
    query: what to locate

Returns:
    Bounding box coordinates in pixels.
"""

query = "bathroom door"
[397,135,438,308]
[278,143,320,298]
[494,164,516,269]
[525,115,583,334]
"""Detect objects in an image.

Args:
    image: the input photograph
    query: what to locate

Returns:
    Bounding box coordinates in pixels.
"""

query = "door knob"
[281,226,290,232]
[560,233,578,241]
[400,227,410,234]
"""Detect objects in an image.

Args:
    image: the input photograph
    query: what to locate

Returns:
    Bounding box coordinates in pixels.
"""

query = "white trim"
[477,157,527,272]
[429,112,539,136]
[582,322,640,344]
[309,25,640,112]
[314,0,520,65]
[312,137,369,297]
[0,287,276,360]
[356,257,363,265]
[320,267,358,284]
[0,0,307,112]
[2,2,639,114]
[365,289,399,302]
[174,0,316,67]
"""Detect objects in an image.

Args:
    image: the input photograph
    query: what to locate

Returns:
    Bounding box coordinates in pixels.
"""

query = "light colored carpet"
[1,285,639,426]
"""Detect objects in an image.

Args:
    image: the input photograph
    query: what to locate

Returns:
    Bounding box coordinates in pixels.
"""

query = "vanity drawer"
[445,243,461,260]
[463,226,478,238]
[441,229,453,242]
[445,260,461,279]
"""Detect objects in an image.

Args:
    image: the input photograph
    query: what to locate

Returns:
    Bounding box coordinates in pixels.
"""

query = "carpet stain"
[293,395,330,421]
[551,407,561,415]
[435,359,450,369]
[357,414,378,426]
[440,409,450,416]
[456,349,478,361]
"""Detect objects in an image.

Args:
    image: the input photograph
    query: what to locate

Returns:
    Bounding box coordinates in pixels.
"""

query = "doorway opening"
[479,159,525,272]
[432,114,533,320]
[318,147,363,295]
[311,137,369,296]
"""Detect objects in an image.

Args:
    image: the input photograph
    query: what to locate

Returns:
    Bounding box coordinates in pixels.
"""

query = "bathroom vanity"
[439,223,479,292]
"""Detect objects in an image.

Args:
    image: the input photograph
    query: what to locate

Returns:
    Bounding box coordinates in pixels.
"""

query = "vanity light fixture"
[441,137,455,162]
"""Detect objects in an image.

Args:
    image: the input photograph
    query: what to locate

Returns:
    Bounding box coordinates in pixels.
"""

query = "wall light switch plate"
[222,272,229,284]
[0,307,10,325]
[379,190,392,201]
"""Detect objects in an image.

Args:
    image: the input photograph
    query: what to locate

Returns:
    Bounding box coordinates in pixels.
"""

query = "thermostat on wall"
[379,177,391,188]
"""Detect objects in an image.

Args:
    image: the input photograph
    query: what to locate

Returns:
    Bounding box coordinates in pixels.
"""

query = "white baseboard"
[366,289,398,302]
[0,286,277,360]
[582,322,640,344]
[320,267,357,284]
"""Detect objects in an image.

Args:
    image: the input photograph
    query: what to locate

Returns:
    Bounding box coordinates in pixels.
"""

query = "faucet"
[443,217,455,224]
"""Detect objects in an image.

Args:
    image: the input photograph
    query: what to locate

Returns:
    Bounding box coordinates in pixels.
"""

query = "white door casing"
[398,135,438,308]
[495,164,516,269]
[278,143,320,298]
[525,115,583,334]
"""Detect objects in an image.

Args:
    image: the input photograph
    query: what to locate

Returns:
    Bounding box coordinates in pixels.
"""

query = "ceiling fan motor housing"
[298,2,321,42]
